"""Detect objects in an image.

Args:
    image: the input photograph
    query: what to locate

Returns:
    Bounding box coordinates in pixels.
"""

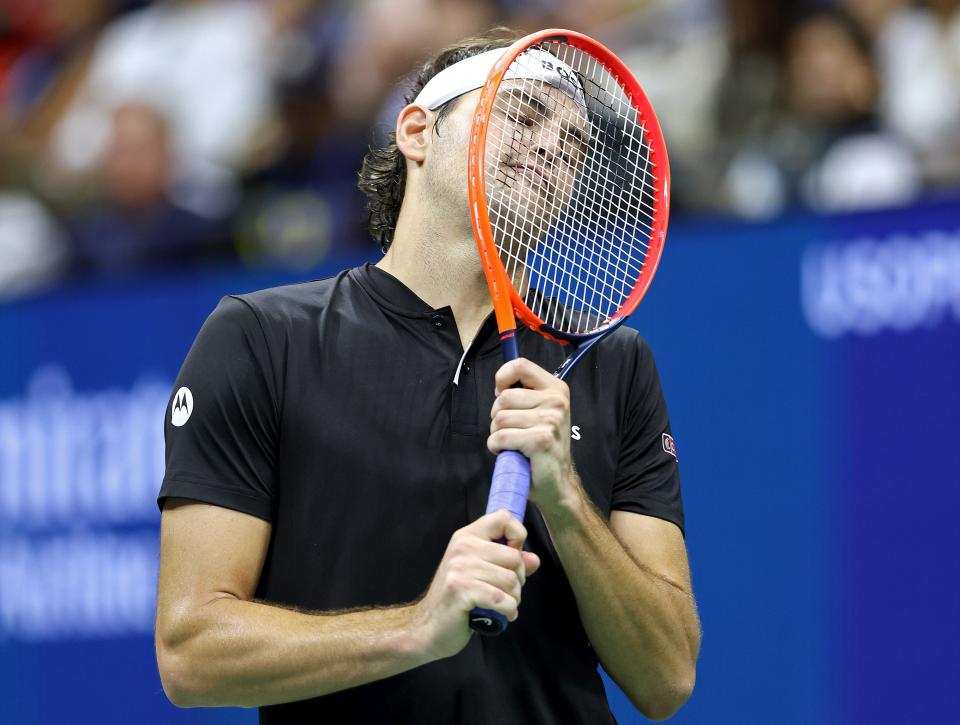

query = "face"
[489,81,588,201]
[418,91,476,230]
[103,103,171,210]
[787,17,876,122]
[417,78,590,276]
[485,80,590,257]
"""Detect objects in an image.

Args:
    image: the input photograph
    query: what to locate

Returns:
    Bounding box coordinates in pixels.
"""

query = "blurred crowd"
[1,0,958,298]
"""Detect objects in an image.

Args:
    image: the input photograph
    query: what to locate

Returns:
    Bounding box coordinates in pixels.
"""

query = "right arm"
[155,499,540,708]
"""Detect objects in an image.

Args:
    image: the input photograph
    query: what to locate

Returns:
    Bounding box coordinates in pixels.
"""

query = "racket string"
[488,109,650,288]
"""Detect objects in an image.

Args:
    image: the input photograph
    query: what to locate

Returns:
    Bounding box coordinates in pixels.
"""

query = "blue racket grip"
[469,450,531,636]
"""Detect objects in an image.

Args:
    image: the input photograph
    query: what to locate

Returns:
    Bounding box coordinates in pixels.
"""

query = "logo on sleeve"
[171,387,193,427]
[662,433,677,460]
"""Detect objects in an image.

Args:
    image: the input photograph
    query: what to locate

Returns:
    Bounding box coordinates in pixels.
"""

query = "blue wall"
[1,203,957,724]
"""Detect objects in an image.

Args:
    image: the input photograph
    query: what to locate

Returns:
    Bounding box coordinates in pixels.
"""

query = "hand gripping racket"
[466,29,670,635]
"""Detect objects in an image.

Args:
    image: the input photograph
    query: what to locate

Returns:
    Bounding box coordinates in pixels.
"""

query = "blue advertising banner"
[1,203,957,724]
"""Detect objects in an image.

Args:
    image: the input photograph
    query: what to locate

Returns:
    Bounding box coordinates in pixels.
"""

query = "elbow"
[628,662,696,722]
[155,618,213,708]
[157,644,201,708]
[637,673,695,721]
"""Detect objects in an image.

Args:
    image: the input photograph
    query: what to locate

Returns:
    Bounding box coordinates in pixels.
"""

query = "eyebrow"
[503,87,548,117]
[501,86,589,150]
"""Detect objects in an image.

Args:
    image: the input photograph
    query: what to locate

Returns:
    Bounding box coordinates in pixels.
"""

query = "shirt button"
[431,314,444,328]
[463,364,471,374]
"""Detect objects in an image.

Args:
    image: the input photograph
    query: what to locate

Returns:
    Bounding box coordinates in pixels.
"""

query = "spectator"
[330,0,496,124]
[722,7,919,217]
[68,102,230,276]
[843,0,960,186]
[47,0,275,217]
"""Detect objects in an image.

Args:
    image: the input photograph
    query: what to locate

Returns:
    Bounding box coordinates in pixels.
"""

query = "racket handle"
[484,449,530,520]
[469,450,530,636]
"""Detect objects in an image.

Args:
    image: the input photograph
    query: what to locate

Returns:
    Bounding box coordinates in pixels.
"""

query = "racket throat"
[499,329,520,362]
[554,335,603,380]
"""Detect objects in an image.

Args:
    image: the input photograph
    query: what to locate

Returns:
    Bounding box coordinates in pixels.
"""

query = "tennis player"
[155,30,699,723]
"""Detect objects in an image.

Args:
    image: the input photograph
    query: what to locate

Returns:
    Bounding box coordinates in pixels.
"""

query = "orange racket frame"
[467,28,671,346]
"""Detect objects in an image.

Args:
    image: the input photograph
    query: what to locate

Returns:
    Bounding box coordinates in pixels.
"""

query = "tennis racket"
[466,29,670,635]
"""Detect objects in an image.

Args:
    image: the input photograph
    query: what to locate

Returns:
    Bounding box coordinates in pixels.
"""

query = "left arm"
[488,359,700,721]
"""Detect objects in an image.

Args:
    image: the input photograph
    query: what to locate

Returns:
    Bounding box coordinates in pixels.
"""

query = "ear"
[395,104,432,164]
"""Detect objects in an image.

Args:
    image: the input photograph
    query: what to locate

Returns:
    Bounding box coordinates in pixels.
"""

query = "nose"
[533,123,563,164]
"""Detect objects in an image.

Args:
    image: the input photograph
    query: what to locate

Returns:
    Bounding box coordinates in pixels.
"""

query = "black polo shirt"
[159,263,683,724]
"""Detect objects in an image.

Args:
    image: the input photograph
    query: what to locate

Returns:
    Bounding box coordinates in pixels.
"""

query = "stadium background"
[1,1,958,723]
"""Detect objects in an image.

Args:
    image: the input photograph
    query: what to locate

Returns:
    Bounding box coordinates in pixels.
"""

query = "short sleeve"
[610,336,684,534]
[158,295,280,521]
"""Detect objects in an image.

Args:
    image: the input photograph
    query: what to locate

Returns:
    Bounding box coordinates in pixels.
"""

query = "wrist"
[538,467,587,527]
[404,600,441,666]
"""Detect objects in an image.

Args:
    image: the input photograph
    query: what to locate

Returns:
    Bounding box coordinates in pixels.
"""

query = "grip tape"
[469,450,531,636]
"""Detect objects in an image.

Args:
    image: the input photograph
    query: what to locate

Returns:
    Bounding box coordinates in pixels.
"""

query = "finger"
[473,539,525,571]
[491,387,569,420]
[500,512,529,549]
[494,358,560,396]
[487,425,555,457]
[466,559,522,602]
[521,551,541,577]
[469,509,526,544]
[449,555,522,600]
[490,408,541,433]
[470,580,520,622]
[490,387,552,417]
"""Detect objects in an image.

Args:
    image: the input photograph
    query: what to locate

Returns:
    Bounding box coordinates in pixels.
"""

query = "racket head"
[467,29,670,344]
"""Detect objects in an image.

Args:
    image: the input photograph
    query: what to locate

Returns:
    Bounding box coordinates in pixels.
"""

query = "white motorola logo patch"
[171,387,193,427]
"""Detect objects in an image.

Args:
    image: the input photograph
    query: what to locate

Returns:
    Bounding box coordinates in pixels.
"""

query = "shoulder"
[597,325,654,369]
[587,326,664,409]
[227,268,360,327]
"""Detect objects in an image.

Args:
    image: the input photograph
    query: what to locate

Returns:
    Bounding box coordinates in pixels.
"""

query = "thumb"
[521,550,541,577]
[472,509,526,545]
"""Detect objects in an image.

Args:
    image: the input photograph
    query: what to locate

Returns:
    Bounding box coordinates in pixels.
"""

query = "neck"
[377,199,492,349]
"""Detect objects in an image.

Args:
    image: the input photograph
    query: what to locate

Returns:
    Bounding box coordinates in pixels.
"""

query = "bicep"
[156,498,272,645]
[609,510,692,594]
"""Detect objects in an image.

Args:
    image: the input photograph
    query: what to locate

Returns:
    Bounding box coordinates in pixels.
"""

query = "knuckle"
[448,553,467,573]
[540,409,561,427]
[505,518,524,538]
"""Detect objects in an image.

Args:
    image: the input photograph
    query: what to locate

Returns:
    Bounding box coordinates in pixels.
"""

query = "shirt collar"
[352,263,440,318]
[352,263,503,355]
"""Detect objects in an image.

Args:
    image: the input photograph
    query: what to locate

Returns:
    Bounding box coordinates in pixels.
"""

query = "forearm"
[542,482,699,719]
[157,596,429,708]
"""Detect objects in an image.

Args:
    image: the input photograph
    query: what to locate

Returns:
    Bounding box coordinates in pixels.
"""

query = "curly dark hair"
[357,28,521,252]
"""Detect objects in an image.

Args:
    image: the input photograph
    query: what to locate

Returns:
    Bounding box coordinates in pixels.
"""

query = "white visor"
[413,47,586,111]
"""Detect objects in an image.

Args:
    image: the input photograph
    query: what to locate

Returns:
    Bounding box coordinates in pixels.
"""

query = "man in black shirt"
[155,31,699,723]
